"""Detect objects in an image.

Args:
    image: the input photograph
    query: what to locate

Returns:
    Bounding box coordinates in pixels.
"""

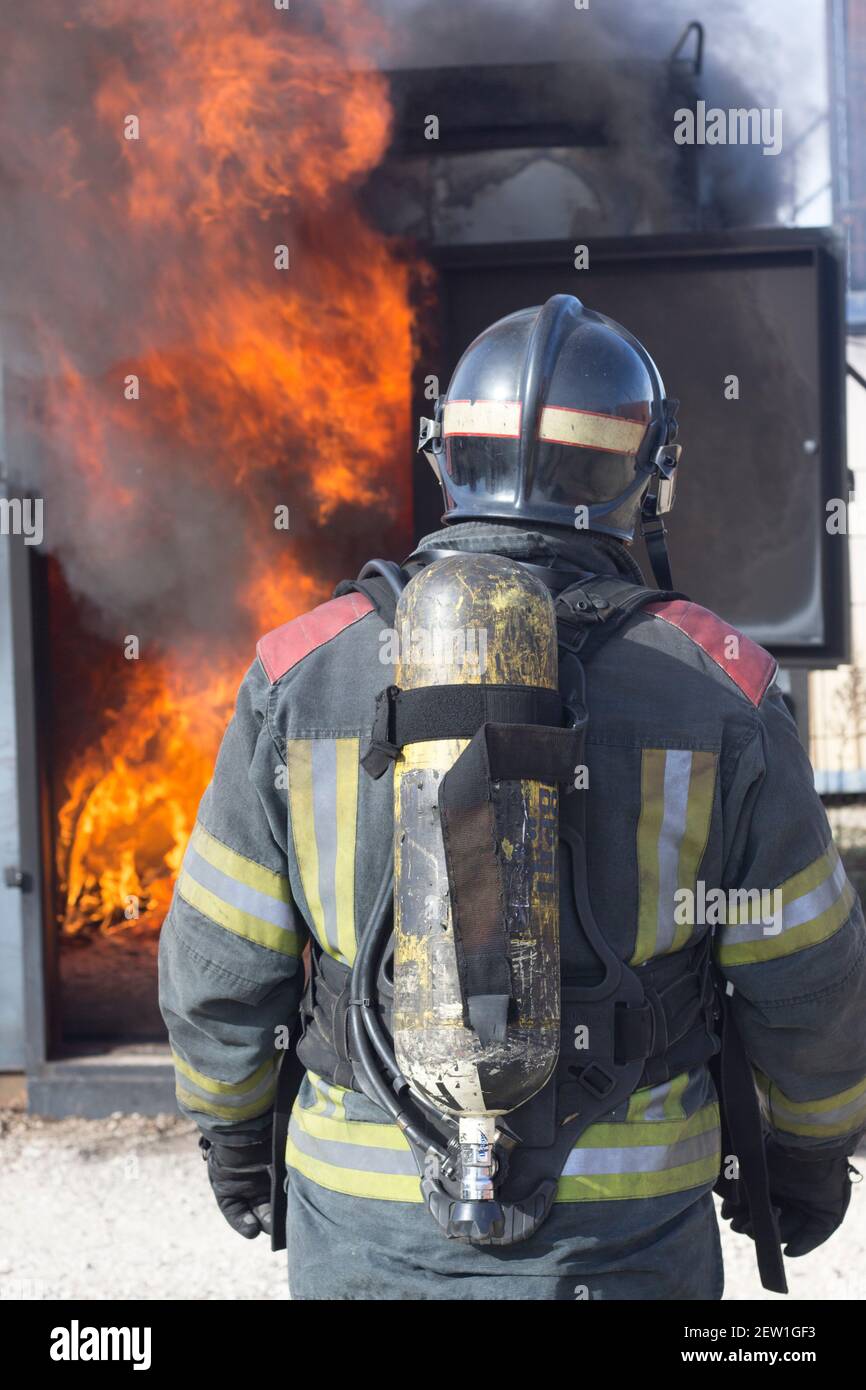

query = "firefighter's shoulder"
[256,591,376,685]
[639,596,777,708]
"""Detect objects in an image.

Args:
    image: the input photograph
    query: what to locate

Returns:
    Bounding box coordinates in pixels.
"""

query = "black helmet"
[419,294,682,583]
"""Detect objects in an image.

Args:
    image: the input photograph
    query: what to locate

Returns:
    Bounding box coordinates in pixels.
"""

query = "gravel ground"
[0,1110,288,1302]
[0,1109,862,1301]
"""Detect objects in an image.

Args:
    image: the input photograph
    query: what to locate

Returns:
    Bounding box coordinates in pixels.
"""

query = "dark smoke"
[368,0,816,235]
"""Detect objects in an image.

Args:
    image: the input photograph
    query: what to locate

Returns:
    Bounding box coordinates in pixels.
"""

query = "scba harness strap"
[295,929,716,1117]
[302,566,714,1218]
[271,557,786,1293]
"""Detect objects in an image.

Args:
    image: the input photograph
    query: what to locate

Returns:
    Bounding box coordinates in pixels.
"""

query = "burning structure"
[0,0,855,1112]
[1,1,419,1103]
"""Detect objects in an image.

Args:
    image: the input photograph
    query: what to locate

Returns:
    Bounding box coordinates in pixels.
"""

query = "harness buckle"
[360,685,402,779]
[576,1063,617,1101]
[556,618,590,657]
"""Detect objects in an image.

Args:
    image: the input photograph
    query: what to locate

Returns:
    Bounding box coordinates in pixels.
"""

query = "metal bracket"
[417,414,442,452]
[3,865,30,891]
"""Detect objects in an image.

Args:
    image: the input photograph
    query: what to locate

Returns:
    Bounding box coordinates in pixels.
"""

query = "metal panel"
[0,524,26,1068]
[6,500,51,1075]
[418,229,849,666]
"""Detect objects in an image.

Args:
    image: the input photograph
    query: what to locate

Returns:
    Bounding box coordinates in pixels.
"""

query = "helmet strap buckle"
[418,414,442,452]
[418,403,444,478]
[647,442,681,516]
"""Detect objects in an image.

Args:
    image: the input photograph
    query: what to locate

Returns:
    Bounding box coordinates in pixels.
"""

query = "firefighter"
[159,294,866,1300]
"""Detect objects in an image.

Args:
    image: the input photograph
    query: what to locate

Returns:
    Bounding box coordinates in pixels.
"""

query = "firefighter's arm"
[717,685,866,1253]
[158,659,307,1231]
[718,685,866,1149]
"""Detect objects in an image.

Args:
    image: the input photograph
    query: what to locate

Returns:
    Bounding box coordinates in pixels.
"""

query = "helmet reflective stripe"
[442,398,522,438]
[538,405,648,456]
[443,400,648,455]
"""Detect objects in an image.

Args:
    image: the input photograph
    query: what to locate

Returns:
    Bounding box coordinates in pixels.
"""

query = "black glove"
[200,1134,273,1240]
[721,1136,859,1258]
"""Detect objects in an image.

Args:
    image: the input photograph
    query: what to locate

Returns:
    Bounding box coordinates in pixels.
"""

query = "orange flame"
[56,656,239,935]
[5,1,419,935]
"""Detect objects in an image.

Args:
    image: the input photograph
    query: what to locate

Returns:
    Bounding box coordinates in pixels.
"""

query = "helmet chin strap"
[640,512,674,590]
[583,439,678,591]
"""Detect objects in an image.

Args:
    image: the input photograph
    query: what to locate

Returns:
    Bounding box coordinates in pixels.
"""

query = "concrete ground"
[0,1106,862,1301]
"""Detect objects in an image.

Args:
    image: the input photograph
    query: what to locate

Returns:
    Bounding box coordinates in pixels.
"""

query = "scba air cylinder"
[392,552,562,1124]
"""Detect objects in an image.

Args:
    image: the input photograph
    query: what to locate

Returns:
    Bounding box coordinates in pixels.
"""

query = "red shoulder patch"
[644,599,777,707]
[256,592,374,684]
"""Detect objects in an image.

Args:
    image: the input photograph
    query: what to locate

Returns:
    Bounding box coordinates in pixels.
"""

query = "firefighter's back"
[267,585,753,1300]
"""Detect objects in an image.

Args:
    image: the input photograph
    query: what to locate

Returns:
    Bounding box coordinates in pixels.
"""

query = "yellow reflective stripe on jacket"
[627,1071,690,1122]
[556,1103,720,1201]
[190,823,291,903]
[286,1104,423,1202]
[716,844,857,967]
[305,1070,348,1120]
[286,738,359,964]
[757,1071,866,1140]
[632,749,717,965]
[176,821,300,957]
[172,1052,277,1122]
[285,1088,720,1204]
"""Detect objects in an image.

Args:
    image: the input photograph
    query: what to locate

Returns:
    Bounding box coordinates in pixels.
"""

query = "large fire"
[1,1,418,937]
[56,657,238,935]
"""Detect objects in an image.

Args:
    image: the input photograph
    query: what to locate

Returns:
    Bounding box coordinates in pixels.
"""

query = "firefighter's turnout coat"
[159,527,866,1298]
